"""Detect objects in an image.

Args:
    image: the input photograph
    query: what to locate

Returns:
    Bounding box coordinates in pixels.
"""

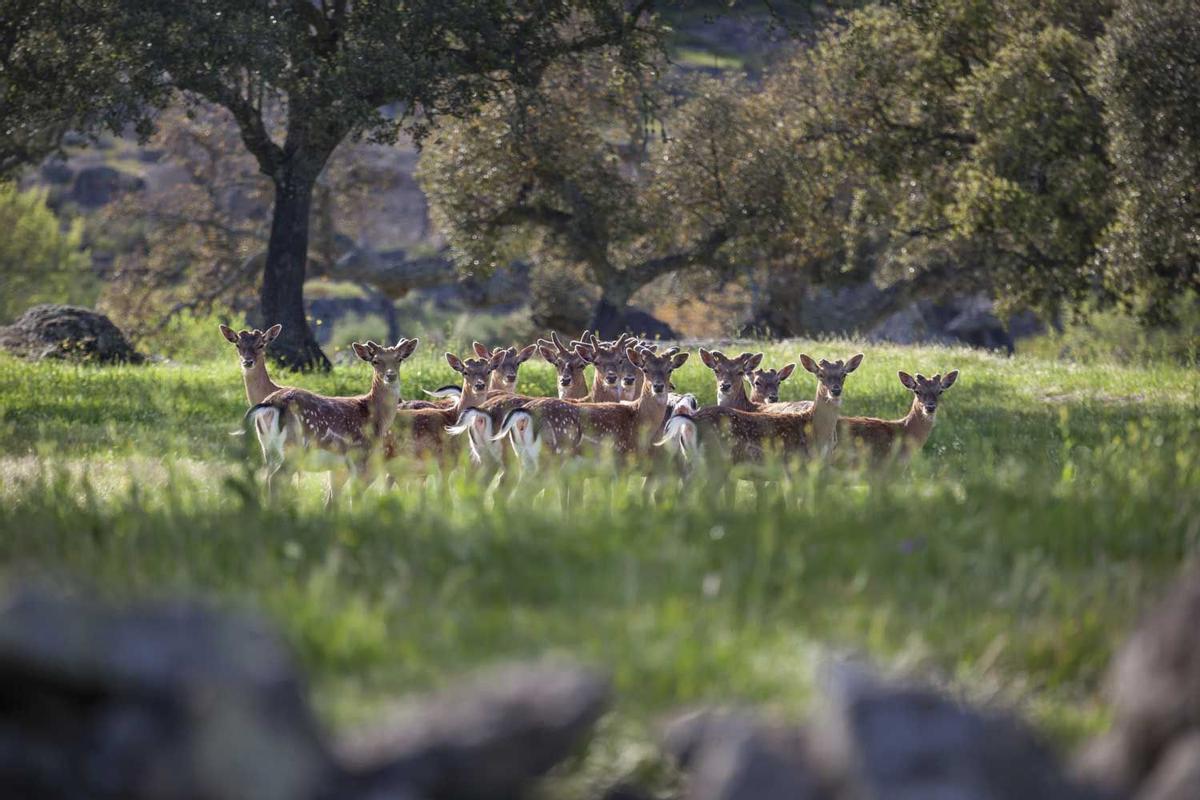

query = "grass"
[1,339,1198,795]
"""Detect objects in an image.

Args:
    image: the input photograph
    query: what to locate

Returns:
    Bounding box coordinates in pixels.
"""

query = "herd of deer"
[221,324,960,502]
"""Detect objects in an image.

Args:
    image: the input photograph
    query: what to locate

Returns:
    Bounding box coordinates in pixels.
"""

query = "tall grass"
[1,341,1198,789]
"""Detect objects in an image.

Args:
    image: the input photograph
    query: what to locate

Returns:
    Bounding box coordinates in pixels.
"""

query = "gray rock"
[1137,733,1200,800]
[822,664,1103,800]
[342,661,611,800]
[662,708,830,800]
[68,165,144,207]
[0,305,144,364]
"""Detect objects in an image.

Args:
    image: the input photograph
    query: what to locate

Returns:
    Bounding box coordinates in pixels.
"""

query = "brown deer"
[573,332,632,403]
[654,404,811,465]
[839,370,960,462]
[619,341,681,401]
[699,349,764,411]
[491,347,689,468]
[220,323,284,405]
[537,332,591,400]
[246,338,419,500]
[760,354,863,456]
[386,349,507,462]
[402,341,536,410]
[748,362,796,404]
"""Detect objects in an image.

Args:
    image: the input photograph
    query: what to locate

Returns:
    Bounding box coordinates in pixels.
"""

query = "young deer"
[619,341,681,401]
[655,404,811,465]
[748,363,796,405]
[761,354,863,456]
[699,349,764,411]
[387,349,506,461]
[220,323,284,405]
[537,332,591,401]
[839,370,960,462]
[246,338,419,500]
[403,341,536,410]
[573,332,632,403]
[492,348,689,467]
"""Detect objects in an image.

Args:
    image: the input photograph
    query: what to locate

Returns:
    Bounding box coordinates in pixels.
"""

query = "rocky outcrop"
[0,304,143,364]
[68,164,145,208]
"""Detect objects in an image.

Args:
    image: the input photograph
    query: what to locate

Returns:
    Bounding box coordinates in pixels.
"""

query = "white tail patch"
[655,414,698,460]
[248,405,286,467]
[493,409,541,470]
[671,393,700,415]
[424,385,462,399]
[445,408,500,465]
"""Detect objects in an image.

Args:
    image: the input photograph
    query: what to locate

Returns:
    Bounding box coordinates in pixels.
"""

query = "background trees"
[4,0,662,367]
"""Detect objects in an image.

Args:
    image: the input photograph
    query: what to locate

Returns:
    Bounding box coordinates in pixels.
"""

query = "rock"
[68,165,144,208]
[0,305,144,364]
[1137,733,1200,800]
[0,585,338,800]
[1076,569,1200,794]
[341,661,611,800]
[38,160,74,185]
[662,708,830,800]
[822,663,1103,800]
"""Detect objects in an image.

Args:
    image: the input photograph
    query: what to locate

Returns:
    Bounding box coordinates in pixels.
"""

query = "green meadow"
[1,340,1197,791]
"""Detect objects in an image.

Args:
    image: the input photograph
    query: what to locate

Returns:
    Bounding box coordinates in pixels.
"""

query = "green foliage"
[0,184,95,323]
[1,342,1198,768]
[1094,0,1200,320]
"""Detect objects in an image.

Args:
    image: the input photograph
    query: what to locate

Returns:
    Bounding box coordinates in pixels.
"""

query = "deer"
[839,370,960,462]
[618,341,681,401]
[698,349,764,411]
[759,354,863,457]
[402,341,536,410]
[490,347,690,469]
[245,338,419,502]
[220,323,284,405]
[386,349,507,464]
[537,331,591,401]
[572,332,633,403]
[657,352,863,464]
[748,362,796,405]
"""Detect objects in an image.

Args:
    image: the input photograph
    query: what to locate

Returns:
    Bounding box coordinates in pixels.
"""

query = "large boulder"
[68,165,145,208]
[0,305,144,364]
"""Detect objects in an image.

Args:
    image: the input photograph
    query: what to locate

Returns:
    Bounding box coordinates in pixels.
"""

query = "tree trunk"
[587,284,632,339]
[261,167,330,371]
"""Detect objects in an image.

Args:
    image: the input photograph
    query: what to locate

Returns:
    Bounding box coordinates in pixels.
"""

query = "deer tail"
[424,384,462,399]
[495,409,540,469]
[245,402,286,465]
[445,408,495,464]
[655,412,698,458]
[670,393,700,415]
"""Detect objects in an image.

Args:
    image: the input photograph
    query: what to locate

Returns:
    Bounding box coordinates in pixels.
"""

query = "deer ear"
[352,342,373,362]
[446,353,466,373]
[219,324,239,344]
[745,353,764,371]
[699,348,716,369]
[670,352,690,370]
[515,343,537,364]
[940,370,959,390]
[472,341,490,358]
[263,324,283,344]
[573,344,595,363]
[626,347,645,368]
[845,353,864,373]
[898,371,918,391]
[778,363,796,381]
[537,340,557,362]
[396,337,419,359]
[487,350,506,370]
[799,354,819,375]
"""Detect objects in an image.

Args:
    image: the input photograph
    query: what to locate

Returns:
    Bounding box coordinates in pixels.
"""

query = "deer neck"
[900,396,936,448]
[454,382,491,415]
[367,374,403,439]
[631,382,669,435]
[243,357,279,405]
[488,373,509,394]
[590,371,620,403]
[560,375,589,401]
[811,385,842,455]
[719,378,753,410]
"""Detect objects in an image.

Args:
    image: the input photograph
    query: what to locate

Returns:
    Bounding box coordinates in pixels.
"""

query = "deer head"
[473,341,537,391]
[627,347,689,401]
[799,353,864,404]
[699,348,763,404]
[538,332,590,395]
[352,338,419,386]
[620,343,679,398]
[898,370,959,417]
[750,363,796,403]
[447,349,506,403]
[574,333,632,390]
[220,323,281,369]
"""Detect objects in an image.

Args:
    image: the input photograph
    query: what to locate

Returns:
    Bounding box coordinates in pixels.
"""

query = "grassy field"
[1,339,1197,793]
